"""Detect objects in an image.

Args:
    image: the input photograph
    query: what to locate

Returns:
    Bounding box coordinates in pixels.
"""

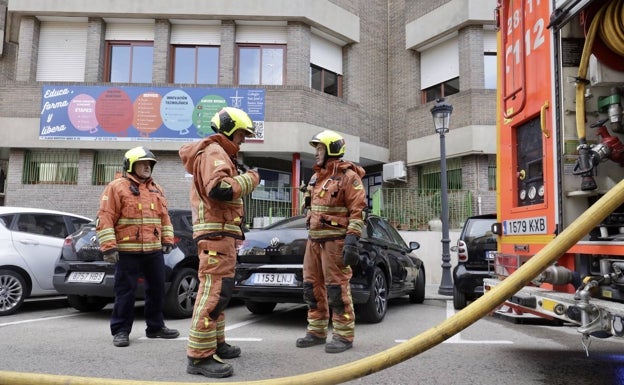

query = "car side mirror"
[409,241,420,250]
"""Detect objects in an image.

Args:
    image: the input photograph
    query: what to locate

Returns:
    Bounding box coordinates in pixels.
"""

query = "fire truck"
[484,0,624,346]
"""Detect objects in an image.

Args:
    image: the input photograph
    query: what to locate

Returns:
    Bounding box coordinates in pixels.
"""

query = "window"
[93,150,124,185]
[484,52,497,89]
[311,64,342,97]
[419,158,462,191]
[237,44,285,85]
[488,156,497,190]
[23,150,79,185]
[172,46,219,84]
[106,41,153,83]
[422,77,459,104]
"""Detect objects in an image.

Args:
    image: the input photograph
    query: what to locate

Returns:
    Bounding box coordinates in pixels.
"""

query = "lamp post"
[431,98,454,296]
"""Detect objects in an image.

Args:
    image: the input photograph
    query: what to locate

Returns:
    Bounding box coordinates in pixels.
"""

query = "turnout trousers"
[187,237,236,359]
[110,251,166,336]
[302,239,355,342]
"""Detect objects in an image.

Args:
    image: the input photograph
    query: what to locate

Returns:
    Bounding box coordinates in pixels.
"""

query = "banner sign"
[40,85,265,142]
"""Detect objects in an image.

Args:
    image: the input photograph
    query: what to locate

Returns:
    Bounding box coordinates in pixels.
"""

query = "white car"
[0,207,92,315]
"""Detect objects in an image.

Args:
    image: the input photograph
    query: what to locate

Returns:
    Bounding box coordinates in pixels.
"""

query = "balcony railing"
[243,187,473,230]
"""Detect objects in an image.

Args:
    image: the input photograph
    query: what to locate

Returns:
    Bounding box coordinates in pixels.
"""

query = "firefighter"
[179,107,260,378]
[96,146,179,348]
[296,129,367,353]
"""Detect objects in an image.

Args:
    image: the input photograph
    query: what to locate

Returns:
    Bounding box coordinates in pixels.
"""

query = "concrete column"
[153,19,171,83]
[219,20,235,85]
[16,16,39,81]
[286,21,310,87]
[85,18,105,82]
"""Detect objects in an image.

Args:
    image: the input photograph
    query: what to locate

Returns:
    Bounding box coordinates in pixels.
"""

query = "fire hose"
[2,167,624,385]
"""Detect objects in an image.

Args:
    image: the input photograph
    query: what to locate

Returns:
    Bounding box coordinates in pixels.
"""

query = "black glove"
[162,245,173,254]
[103,250,119,264]
[342,235,360,267]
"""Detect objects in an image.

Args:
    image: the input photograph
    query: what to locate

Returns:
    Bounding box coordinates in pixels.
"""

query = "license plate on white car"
[67,272,105,283]
[251,273,296,286]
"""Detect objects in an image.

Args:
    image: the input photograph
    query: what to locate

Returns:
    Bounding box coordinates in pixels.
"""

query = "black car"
[451,213,497,310]
[233,214,426,323]
[53,209,199,318]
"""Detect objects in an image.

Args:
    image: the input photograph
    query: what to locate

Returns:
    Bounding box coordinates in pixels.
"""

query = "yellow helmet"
[211,107,255,138]
[123,146,157,173]
[309,130,346,157]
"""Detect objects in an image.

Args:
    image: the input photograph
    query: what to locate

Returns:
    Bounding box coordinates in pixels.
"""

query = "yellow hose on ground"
[3,178,624,385]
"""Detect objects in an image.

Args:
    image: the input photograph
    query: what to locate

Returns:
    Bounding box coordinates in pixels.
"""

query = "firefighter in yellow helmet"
[96,146,178,348]
[179,107,260,378]
[296,129,367,353]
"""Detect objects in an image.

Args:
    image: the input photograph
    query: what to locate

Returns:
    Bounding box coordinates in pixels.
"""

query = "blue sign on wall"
[40,85,265,142]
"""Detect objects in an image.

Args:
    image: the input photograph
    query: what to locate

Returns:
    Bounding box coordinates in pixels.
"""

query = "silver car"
[0,207,91,315]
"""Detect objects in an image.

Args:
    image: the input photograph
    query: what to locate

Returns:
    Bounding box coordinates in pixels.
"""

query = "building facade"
[0,0,496,224]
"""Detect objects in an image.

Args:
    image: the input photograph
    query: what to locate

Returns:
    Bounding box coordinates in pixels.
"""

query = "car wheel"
[0,269,27,316]
[164,268,198,319]
[356,266,388,323]
[67,295,109,312]
[453,284,468,310]
[245,301,276,314]
[409,265,426,304]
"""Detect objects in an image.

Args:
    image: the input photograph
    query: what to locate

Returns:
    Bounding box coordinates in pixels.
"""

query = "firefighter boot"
[296,333,326,348]
[187,355,233,378]
[216,342,241,359]
[325,335,352,353]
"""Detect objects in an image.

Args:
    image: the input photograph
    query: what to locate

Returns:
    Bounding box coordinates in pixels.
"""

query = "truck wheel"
[67,295,109,312]
[453,284,467,310]
[356,266,388,323]
[0,269,27,316]
[164,268,198,319]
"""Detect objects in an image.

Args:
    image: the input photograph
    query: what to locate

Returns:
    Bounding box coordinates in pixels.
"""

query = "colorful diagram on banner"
[193,95,228,137]
[161,89,194,135]
[133,92,163,137]
[68,94,98,133]
[95,88,134,136]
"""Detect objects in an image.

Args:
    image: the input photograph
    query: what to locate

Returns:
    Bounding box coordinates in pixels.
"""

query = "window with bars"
[488,156,497,190]
[23,150,79,185]
[93,150,124,185]
[419,158,462,191]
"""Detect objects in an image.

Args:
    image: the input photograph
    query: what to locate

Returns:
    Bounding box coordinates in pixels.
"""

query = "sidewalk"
[425,284,452,300]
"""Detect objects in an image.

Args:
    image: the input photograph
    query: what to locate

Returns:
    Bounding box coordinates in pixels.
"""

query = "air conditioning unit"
[382,161,407,182]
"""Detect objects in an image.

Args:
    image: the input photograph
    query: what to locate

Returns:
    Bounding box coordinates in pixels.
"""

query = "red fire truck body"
[485,0,624,340]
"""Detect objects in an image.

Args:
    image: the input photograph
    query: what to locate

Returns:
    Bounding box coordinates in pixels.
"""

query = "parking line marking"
[394,301,513,345]
[0,313,82,327]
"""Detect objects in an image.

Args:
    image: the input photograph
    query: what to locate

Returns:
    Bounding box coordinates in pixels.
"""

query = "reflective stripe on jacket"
[178,134,260,240]
[96,174,173,254]
[306,158,367,241]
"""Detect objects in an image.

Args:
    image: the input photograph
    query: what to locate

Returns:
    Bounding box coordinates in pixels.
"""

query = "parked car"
[451,213,497,310]
[233,214,426,323]
[53,209,199,318]
[0,206,92,316]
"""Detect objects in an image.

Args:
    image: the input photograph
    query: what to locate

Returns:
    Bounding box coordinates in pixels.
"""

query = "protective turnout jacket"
[179,133,259,240]
[305,158,367,240]
[96,173,173,254]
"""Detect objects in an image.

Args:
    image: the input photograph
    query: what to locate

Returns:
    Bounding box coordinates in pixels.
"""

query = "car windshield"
[263,216,306,230]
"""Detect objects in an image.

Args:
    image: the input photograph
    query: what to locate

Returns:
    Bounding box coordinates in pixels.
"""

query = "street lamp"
[431,98,453,296]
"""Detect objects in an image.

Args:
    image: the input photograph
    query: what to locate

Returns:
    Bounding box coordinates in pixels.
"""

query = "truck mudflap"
[484,277,624,340]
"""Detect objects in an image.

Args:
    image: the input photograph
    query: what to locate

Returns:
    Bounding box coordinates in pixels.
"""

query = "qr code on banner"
[253,121,264,139]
